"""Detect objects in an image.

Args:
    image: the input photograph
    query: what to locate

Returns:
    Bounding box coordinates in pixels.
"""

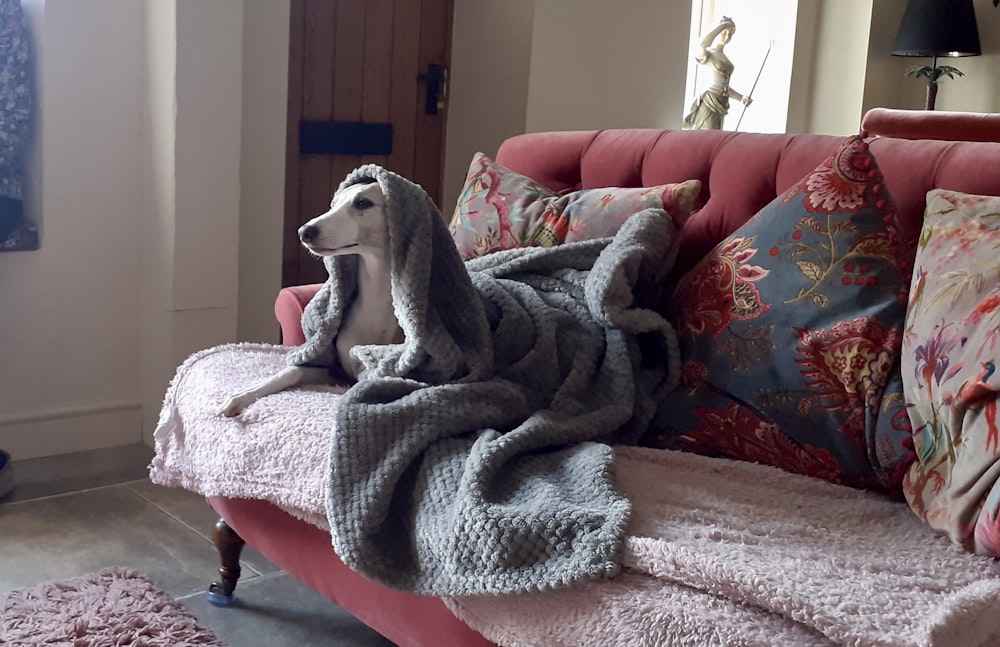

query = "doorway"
[283,0,454,287]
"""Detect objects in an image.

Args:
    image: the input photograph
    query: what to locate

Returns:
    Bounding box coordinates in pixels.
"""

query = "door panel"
[387,0,422,179]
[411,0,451,198]
[284,0,454,287]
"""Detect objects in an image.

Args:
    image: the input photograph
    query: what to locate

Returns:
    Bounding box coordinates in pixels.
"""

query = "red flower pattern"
[789,138,871,214]
[680,360,707,387]
[795,317,899,413]
[655,136,912,493]
[676,404,845,484]
[675,236,770,338]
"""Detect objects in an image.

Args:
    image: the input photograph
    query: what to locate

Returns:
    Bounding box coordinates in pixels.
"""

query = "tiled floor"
[0,443,394,647]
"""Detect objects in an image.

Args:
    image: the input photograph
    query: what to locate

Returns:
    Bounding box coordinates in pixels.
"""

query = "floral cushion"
[643,136,914,491]
[902,189,1000,557]
[449,152,700,260]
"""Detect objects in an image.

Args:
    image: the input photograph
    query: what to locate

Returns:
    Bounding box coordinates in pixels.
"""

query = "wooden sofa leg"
[206,517,246,606]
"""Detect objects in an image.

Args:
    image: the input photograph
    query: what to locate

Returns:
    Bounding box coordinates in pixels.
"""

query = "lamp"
[891,0,981,110]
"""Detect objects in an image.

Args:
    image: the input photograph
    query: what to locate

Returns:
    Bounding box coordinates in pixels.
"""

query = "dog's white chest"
[336,291,402,378]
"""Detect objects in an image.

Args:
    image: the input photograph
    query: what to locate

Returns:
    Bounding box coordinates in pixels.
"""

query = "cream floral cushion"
[449,152,700,260]
[903,189,1000,557]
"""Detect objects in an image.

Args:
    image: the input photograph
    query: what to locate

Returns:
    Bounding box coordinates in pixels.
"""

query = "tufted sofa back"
[277,110,1000,345]
[495,118,1000,276]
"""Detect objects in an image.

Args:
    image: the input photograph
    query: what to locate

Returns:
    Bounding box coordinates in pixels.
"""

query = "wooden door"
[283,0,454,287]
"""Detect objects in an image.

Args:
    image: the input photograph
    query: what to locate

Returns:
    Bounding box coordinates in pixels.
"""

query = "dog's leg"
[218,365,331,416]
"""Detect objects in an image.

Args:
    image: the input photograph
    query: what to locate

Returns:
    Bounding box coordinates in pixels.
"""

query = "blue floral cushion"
[644,136,914,491]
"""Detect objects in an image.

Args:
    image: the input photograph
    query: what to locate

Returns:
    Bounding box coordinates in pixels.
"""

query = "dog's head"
[298,179,388,257]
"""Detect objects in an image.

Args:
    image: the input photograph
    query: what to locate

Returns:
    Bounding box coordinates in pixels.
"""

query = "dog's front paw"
[218,393,254,417]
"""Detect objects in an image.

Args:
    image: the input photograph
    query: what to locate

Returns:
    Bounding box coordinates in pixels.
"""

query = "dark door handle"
[417,64,448,115]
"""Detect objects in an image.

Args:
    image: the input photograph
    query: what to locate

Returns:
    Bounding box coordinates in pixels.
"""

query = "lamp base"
[925,82,938,110]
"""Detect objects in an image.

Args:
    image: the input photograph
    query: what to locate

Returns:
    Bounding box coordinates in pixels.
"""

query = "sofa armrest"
[862,107,1000,143]
[274,284,323,347]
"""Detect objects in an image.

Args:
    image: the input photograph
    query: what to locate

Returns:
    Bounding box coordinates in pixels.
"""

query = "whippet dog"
[219,180,402,416]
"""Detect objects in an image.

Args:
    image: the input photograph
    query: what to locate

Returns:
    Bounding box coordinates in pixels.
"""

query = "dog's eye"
[353,197,374,210]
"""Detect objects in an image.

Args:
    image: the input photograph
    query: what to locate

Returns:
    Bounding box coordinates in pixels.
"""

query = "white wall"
[138,0,245,441]
[525,0,692,133]
[238,0,288,344]
[787,0,874,136]
[442,0,535,215]
[0,0,145,459]
[1,0,276,459]
[860,0,910,117]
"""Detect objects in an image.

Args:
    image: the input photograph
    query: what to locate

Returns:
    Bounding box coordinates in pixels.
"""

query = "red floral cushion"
[448,152,700,260]
[644,136,914,492]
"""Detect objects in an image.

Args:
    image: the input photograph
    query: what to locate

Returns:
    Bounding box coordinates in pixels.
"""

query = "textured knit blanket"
[284,165,681,595]
[150,357,1000,646]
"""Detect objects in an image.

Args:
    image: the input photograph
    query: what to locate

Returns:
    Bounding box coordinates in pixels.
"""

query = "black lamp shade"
[892,0,982,58]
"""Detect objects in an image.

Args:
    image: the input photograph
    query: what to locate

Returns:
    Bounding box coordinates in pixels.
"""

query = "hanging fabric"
[0,0,34,251]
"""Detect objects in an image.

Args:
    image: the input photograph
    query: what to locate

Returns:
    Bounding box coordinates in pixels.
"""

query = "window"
[684,0,796,134]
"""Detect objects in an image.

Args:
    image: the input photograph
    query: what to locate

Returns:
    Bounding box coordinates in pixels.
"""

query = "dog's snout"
[299,224,319,243]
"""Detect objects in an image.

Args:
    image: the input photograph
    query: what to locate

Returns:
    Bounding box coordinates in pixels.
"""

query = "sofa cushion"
[448,152,700,260]
[644,136,914,491]
[902,189,1000,558]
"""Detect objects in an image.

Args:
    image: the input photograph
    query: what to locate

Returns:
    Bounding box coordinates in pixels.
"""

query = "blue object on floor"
[0,449,14,498]
[206,585,236,607]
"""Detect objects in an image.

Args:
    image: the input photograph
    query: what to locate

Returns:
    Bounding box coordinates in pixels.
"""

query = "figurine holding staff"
[683,16,752,130]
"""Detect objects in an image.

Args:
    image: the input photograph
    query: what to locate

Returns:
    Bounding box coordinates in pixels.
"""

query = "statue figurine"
[683,17,752,130]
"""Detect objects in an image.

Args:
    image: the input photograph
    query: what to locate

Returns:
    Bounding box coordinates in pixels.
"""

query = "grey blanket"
[292,165,681,595]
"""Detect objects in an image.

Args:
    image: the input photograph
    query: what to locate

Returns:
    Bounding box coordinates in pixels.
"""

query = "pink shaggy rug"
[0,568,225,646]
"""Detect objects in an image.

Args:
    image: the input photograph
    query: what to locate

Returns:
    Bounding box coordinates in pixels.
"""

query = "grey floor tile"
[1,443,154,503]
[180,571,395,647]
[126,479,280,577]
[1,443,399,645]
[0,484,252,597]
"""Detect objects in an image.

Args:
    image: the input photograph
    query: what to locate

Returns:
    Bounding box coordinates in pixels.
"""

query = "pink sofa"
[205,109,1000,646]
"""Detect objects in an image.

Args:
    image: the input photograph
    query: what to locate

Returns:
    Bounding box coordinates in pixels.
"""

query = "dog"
[219,180,402,416]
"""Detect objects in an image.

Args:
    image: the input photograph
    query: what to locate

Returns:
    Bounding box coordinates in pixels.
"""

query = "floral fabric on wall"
[0,0,34,251]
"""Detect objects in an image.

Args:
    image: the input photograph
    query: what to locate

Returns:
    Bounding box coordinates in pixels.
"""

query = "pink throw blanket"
[151,343,339,529]
[151,344,1000,647]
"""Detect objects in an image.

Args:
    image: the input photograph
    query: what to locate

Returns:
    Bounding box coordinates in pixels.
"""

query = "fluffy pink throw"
[151,343,338,529]
[152,344,1000,646]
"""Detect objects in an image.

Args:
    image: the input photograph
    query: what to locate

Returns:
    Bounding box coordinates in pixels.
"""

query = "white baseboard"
[0,400,144,461]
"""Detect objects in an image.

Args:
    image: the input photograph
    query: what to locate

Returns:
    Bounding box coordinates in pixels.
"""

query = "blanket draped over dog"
[289,165,680,595]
